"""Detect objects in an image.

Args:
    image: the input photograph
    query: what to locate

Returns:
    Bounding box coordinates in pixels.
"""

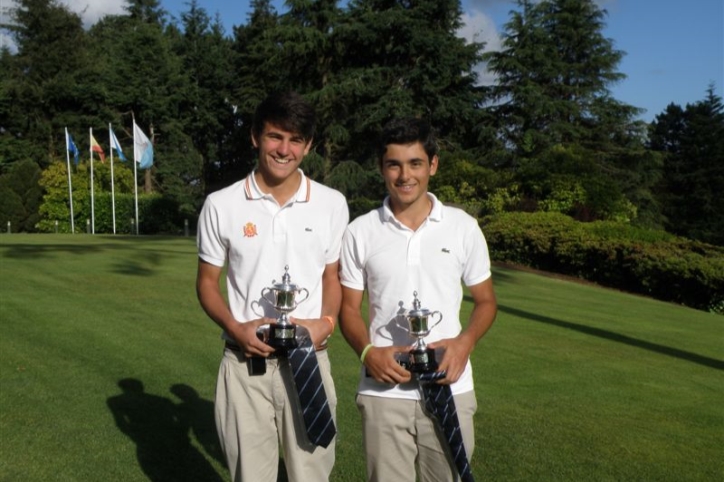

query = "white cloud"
[459,9,502,86]
[0,0,124,51]
[467,0,511,9]
[60,0,126,28]
[0,0,18,52]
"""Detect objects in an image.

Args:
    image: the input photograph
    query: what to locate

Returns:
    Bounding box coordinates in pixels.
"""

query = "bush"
[348,197,381,221]
[483,212,724,313]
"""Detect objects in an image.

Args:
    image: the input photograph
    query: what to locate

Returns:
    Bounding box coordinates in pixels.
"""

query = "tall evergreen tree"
[225,0,283,184]
[484,0,653,223]
[89,0,189,209]
[172,1,236,202]
[649,85,724,244]
[0,0,88,168]
[486,0,638,155]
[336,0,487,163]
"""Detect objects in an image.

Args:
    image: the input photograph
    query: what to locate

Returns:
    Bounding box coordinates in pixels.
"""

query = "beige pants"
[215,348,336,482]
[357,391,477,482]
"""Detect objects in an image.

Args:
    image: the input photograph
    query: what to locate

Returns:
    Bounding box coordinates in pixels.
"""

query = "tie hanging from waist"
[286,325,336,448]
[420,381,475,482]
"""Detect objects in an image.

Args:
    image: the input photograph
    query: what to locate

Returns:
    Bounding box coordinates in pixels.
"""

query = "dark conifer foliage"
[0,0,720,242]
[649,85,724,244]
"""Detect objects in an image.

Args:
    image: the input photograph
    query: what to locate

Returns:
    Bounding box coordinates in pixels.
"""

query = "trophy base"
[267,323,298,351]
[408,348,438,373]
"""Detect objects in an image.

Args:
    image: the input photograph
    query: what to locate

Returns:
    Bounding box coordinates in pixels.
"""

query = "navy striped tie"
[287,327,336,448]
[421,382,475,482]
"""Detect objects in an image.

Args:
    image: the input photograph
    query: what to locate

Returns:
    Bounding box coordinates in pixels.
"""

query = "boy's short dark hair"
[376,118,438,164]
[252,91,316,142]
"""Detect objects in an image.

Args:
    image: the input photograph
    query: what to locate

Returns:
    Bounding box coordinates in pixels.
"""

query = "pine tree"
[0,0,88,167]
[484,0,652,222]
[650,85,724,244]
[336,0,487,161]
[172,1,237,200]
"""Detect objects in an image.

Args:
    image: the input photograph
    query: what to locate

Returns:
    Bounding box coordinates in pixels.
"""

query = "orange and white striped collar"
[243,169,311,203]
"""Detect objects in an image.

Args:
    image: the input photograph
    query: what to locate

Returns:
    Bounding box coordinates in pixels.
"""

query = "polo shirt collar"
[382,193,442,223]
[243,169,312,203]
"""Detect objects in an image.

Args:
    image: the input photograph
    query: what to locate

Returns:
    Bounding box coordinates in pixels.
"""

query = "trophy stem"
[278,312,291,326]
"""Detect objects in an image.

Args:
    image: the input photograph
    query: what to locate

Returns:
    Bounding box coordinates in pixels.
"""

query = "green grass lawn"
[1,234,722,482]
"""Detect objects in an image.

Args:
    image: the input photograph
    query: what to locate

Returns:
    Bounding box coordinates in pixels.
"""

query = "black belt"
[224,341,327,357]
[225,342,280,359]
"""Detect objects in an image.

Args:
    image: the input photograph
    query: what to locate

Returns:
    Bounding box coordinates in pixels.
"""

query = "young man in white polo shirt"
[196,91,348,482]
[339,117,497,482]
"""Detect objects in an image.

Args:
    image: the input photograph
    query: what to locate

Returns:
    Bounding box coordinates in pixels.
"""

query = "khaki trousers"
[215,348,336,482]
[357,391,476,482]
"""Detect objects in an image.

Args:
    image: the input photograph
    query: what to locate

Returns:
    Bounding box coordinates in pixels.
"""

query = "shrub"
[483,212,724,313]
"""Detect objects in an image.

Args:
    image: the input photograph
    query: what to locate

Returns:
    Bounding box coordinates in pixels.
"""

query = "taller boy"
[196,91,348,482]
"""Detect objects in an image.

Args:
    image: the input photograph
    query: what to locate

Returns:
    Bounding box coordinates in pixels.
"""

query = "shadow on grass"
[111,251,163,276]
[1,242,170,276]
[0,243,106,258]
[107,378,290,482]
[107,378,224,482]
[495,304,724,371]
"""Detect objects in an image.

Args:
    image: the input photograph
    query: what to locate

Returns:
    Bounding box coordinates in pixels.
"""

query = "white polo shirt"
[340,193,491,399]
[197,169,349,338]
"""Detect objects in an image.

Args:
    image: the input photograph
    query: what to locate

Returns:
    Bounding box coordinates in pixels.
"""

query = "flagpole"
[132,120,139,235]
[109,123,116,234]
[89,127,95,234]
[65,128,75,234]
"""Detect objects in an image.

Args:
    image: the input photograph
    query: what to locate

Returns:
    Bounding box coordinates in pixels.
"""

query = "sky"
[1,0,722,123]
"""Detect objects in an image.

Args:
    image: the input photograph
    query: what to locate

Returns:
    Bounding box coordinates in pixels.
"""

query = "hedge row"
[482,212,724,314]
[36,193,186,235]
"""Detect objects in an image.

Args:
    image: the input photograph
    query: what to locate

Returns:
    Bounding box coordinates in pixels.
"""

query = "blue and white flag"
[133,122,154,170]
[110,128,127,161]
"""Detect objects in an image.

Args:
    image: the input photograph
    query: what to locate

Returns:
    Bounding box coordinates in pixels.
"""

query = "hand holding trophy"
[260,265,309,352]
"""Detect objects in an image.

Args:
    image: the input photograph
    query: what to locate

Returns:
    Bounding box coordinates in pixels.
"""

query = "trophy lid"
[271,265,300,291]
[408,291,433,317]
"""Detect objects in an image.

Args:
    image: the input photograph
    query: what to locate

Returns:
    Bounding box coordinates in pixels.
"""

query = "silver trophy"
[260,266,309,351]
[401,291,443,373]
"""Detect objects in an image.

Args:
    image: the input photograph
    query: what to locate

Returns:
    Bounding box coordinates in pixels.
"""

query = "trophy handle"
[250,300,264,318]
[429,311,443,330]
[396,318,410,333]
[296,288,309,304]
[261,287,272,302]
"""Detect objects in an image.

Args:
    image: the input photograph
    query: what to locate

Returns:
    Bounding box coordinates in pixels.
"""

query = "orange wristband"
[322,315,335,334]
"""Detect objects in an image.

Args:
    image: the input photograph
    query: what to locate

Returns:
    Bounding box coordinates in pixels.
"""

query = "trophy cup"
[402,291,443,374]
[260,266,309,351]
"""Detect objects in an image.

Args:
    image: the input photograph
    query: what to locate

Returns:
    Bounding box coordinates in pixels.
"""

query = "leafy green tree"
[649,85,724,245]
[36,158,135,233]
[0,159,42,231]
[431,156,502,216]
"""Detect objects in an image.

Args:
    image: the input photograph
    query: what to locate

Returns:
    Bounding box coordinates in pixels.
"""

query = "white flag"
[133,123,154,170]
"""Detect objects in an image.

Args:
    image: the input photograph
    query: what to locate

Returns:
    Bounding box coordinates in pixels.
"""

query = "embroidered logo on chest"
[243,222,258,237]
